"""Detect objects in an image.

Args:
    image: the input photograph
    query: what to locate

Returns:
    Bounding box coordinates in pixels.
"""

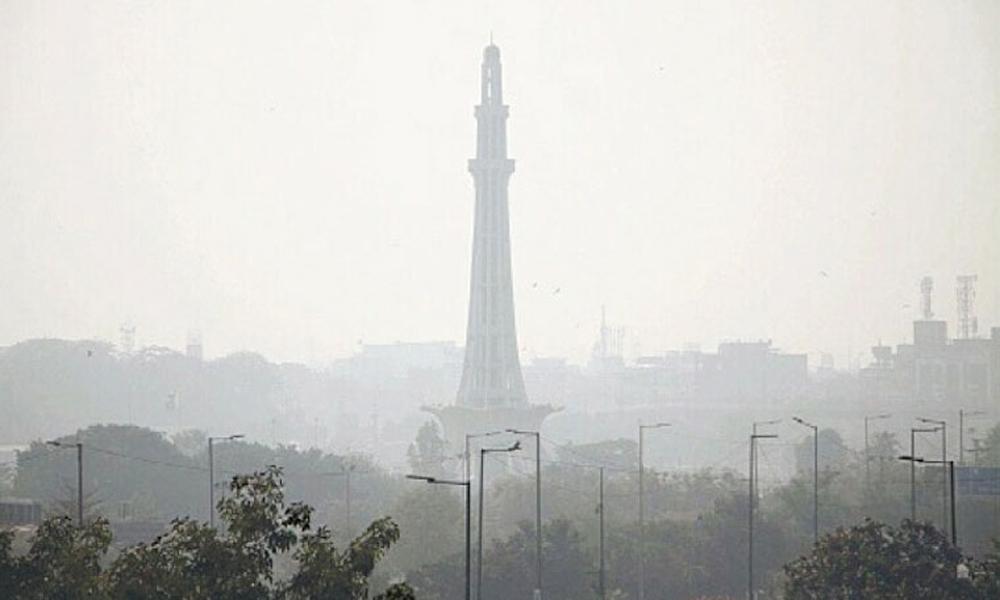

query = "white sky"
[1,1,998,365]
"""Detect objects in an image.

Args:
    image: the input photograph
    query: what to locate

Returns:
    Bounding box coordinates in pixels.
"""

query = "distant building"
[861,321,1000,410]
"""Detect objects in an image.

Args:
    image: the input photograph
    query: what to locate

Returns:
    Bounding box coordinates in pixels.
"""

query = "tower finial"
[490,30,493,45]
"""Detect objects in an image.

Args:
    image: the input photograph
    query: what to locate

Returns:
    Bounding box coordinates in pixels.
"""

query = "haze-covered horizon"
[2,1,998,366]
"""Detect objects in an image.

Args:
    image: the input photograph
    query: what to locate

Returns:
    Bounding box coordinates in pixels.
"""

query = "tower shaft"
[457,45,527,409]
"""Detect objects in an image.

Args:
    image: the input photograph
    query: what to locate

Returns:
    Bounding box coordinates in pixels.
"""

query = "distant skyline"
[1,1,998,366]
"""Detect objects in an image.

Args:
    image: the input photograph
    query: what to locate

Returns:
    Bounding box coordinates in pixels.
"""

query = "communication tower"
[956,275,978,339]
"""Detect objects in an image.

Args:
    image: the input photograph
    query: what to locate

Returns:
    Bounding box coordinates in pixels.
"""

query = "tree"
[783,519,978,599]
[406,421,448,479]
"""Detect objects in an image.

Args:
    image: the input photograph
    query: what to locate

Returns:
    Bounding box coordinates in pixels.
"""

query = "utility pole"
[508,429,543,600]
[208,434,244,528]
[918,418,948,534]
[749,433,778,600]
[46,440,85,525]
[407,475,473,600]
[638,422,670,600]
[478,441,521,600]
[598,466,606,600]
[793,417,819,544]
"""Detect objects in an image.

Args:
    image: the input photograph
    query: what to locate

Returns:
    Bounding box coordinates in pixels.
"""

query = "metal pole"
[812,427,818,543]
[638,426,645,600]
[909,429,916,521]
[599,467,606,600]
[748,435,754,600]
[209,437,215,528]
[941,426,948,536]
[959,410,965,466]
[76,442,83,526]
[465,481,472,600]
[534,432,542,600]
[949,461,957,547]
[478,448,485,600]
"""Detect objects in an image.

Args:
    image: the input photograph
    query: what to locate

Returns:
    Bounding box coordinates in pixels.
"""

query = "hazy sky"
[1,1,998,365]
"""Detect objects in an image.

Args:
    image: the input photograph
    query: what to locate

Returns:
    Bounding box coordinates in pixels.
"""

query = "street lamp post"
[478,441,521,600]
[46,440,84,525]
[918,418,948,534]
[899,456,957,546]
[638,422,670,600]
[407,475,473,600]
[749,433,778,600]
[792,417,819,544]
[508,429,543,600]
[208,434,244,528]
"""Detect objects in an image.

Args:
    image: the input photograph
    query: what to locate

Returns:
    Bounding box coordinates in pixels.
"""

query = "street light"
[478,441,521,600]
[408,474,472,600]
[909,427,940,522]
[465,431,505,482]
[46,440,83,526]
[917,417,947,533]
[208,434,244,528]
[638,422,670,600]
[507,428,543,600]
[792,417,819,544]
[864,414,891,502]
[749,433,778,600]
[899,455,957,546]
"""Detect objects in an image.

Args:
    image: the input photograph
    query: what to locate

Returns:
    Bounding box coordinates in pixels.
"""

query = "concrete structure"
[862,320,1000,411]
[426,44,556,452]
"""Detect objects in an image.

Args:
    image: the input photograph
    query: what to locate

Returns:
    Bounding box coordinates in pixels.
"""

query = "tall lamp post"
[899,456,957,546]
[864,414,891,503]
[208,434,244,528]
[507,428,543,600]
[917,417,948,533]
[792,417,819,544]
[478,441,521,600]
[407,474,472,600]
[638,422,670,600]
[749,433,778,600]
[46,440,84,526]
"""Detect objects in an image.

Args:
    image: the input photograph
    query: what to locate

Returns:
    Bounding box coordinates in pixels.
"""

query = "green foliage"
[1,466,410,600]
[783,519,978,599]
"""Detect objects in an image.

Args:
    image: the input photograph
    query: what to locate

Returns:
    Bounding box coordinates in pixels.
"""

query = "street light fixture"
[477,441,521,600]
[638,422,670,600]
[507,428,543,600]
[899,455,957,546]
[407,474,472,600]
[792,417,819,543]
[208,434,244,528]
[46,440,84,526]
[751,420,781,507]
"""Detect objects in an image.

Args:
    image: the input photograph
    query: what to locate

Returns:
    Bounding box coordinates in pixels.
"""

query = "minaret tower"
[456,43,528,408]
[426,43,556,454]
